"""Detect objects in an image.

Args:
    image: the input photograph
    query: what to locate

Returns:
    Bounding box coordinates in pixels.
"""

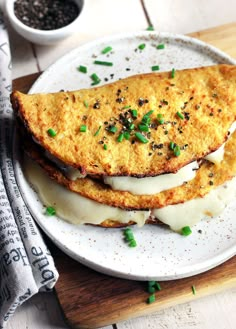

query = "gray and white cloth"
[0,10,59,328]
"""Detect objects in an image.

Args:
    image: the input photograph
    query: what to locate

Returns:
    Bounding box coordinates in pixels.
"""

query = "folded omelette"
[11,64,236,231]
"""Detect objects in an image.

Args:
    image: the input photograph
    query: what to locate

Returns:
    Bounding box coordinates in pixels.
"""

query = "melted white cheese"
[152,176,236,231]
[104,161,198,195]
[24,157,236,232]
[24,157,150,227]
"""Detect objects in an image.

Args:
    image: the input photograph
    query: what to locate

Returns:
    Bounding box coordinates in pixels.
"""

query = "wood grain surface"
[12,22,236,329]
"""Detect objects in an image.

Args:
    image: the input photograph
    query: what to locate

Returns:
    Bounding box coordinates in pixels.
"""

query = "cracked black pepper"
[14,0,80,31]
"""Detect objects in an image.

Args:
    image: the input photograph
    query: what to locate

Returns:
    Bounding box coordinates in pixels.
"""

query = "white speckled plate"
[14,32,236,281]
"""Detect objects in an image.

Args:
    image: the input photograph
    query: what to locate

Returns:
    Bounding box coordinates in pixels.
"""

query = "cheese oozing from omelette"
[24,156,236,231]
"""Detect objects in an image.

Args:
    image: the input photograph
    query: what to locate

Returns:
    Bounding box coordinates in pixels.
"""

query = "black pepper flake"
[157,152,163,156]
[184,112,190,120]
[218,109,222,112]
[208,172,214,178]
[116,97,125,103]
[195,104,201,110]
[138,98,149,106]
[93,101,100,109]
[82,115,87,121]
[148,152,152,156]
[209,180,214,186]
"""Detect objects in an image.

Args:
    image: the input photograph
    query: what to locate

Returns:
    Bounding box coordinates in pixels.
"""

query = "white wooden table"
[1,0,236,328]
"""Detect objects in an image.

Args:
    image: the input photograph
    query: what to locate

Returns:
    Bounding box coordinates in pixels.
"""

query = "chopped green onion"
[151,65,160,71]
[124,228,134,240]
[131,109,138,118]
[122,105,131,110]
[108,125,117,133]
[77,65,87,73]
[155,282,161,291]
[94,125,101,136]
[123,228,137,248]
[146,25,154,31]
[101,46,112,54]
[156,44,165,49]
[135,132,149,143]
[46,206,56,216]
[117,133,124,142]
[142,110,154,124]
[181,226,192,236]
[84,100,89,108]
[157,113,164,124]
[138,123,149,132]
[94,60,113,66]
[176,111,184,119]
[174,145,181,156]
[124,131,130,140]
[47,128,57,137]
[129,239,137,247]
[169,141,175,150]
[171,68,176,78]
[148,286,156,294]
[192,285,196,295]
[103,144,108,150]
[80,125,87,132]
[138,43,146,50]
[148,281,156,287]
[90,73,101,85]
[147,294,156,304]
[129,123,135,130]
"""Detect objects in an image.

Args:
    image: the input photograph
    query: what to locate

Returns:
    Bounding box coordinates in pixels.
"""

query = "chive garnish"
[156,44,165,49]
[135,132,149,143]
[131,109,138,118]
[147,294,156,304]
[77,65,87,73]
[169,141,175,150]
[124,131,130,140]
[80,125,87,132]
[103,144,108,150]
[90,73,101,85]
[147,281,162,294]
[94,60,113,66]
[46,206,56,216]
[192,285,196,295]
[138,123,149,132]
[108,125,117,133]
[123,227,137,247]
[142,110,154,125]
[129,123,135,130]
[47,128,57,137]
[122,105,131,110]
[129,239,137,247]
[101,46,112,54]
[176,111,184,119]
[94,125,102,136]
[155,282,161,291]
[174,145,181,156]
[151,65,160,71]
[181,226,192,236]
[157,113,164,124]
[117,133,124,142]
[138,43,146,50]
[84,100,89,108]
[171,68,176,78]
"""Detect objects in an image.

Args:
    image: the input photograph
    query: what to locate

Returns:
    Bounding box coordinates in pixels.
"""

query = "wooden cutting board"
[13,22,236,329]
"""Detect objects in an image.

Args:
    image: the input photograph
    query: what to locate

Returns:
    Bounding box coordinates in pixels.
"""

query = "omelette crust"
[23,129,236,210]
[11,64,236,177]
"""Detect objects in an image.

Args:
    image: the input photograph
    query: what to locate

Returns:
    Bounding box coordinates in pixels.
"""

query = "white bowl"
[5,0,85,45]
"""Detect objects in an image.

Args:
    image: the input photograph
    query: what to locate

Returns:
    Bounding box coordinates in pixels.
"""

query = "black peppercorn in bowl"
[5,0,84,45]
